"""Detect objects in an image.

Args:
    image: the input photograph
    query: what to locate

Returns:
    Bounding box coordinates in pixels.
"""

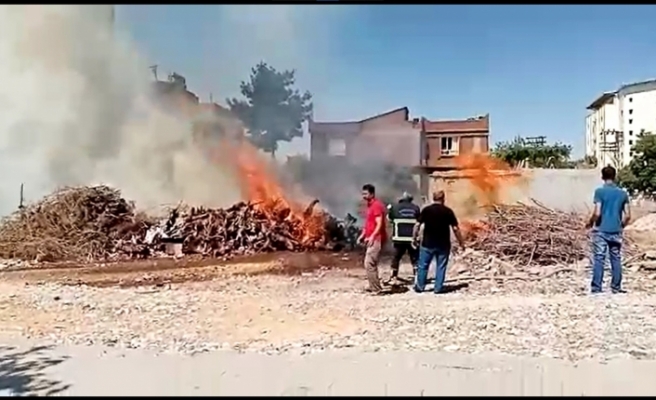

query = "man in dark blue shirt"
[586,165,631,294]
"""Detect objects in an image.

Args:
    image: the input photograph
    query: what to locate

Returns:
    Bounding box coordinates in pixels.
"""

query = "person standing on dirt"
[412,190,465,294]
[385,192,420,284]
[586,165,631,294]
[358,183,387,295]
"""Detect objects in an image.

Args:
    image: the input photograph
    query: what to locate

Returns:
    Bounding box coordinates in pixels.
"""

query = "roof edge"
[586,92,616,110]
[618,78,656,93]
[310,106,409,126]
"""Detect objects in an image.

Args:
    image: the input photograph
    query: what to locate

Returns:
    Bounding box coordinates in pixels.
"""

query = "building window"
[440,136,459,156]
[630,130,633,135]
[327,138,346,156]
[629,140,633,145]
[630,151,634,157]
[629,119,633,124]
[629,97,633,102]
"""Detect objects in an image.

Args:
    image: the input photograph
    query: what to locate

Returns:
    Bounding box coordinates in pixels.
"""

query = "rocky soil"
[2,259,656,363]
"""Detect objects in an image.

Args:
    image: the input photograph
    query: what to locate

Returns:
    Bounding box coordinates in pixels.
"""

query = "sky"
[116,5,656,158]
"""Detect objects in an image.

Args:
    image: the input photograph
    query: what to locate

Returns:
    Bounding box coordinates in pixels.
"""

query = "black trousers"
[390,241,418,276]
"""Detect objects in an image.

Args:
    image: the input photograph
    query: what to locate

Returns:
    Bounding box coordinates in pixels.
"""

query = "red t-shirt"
[363,199,387,243]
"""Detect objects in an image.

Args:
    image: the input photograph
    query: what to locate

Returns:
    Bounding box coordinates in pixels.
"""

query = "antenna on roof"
[149,65,158,81]
[209,92,213,103]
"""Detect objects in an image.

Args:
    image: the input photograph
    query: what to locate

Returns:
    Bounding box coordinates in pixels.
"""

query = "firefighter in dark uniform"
[385,192,420,284]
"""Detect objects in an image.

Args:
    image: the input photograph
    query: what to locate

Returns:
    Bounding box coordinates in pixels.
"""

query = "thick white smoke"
[0,5,240,216]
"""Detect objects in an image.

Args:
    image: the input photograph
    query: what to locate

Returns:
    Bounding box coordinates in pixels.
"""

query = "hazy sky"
[116,5,656,158]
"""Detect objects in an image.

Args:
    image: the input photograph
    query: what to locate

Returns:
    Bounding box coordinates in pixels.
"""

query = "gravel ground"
[2,263,656,363]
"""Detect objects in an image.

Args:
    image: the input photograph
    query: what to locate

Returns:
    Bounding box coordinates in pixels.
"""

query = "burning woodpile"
[0,186,357,263]
[147,201,336,259]
[464,202,588,266]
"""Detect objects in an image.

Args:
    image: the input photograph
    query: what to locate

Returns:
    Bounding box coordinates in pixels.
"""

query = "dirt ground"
[0,251,371,288]
[3,229,656,362]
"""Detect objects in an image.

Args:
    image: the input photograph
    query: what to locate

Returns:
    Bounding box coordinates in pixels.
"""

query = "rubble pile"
[0,186,155,262]
[466,202,588,266]
[626,212,656,232]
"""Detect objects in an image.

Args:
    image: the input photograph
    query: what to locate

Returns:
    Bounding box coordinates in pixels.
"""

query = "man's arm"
[412,223,421,245]
[622,194,632,227]
[586,189,601,229]
[412,208,424,245]
[450,210,465,248]
[387,204,394,221]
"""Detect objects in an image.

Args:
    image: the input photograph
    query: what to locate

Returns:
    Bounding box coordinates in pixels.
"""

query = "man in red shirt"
[358,183,387,294]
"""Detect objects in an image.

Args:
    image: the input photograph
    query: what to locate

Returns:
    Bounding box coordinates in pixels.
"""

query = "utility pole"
[18,183,24,210]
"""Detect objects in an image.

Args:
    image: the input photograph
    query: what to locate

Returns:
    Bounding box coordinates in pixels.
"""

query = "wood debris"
[0,186,154,262]
[465,202,588,266]
[0,186,358,263]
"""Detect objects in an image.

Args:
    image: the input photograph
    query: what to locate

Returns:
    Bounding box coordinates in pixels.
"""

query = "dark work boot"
[383,270,398,285]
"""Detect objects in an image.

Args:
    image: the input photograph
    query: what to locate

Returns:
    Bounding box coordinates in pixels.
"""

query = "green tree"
[584,154,598,168]
[617,131,656,195]
[227,62,313,158]
[492,136,572,168]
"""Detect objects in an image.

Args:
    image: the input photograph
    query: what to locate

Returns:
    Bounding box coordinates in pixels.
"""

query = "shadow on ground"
[0,345,70,396]
[414,282,470,294]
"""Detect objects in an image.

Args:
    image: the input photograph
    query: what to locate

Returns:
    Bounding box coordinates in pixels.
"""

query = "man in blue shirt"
[586,165,631,294]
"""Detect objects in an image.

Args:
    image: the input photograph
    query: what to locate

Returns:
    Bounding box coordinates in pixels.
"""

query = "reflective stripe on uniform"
[391,218,417,242]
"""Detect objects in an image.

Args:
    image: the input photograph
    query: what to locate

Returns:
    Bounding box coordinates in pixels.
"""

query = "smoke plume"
[0,5,419,219]
[0,5,240,216]
[285,123,422,219]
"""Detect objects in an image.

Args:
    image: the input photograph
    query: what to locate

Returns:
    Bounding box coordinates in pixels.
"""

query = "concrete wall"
[429,168,601,219]
[520,168,599,212]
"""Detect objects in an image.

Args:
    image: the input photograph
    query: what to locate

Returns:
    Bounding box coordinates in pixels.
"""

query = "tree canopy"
[617,131,656,195]
[492,136,572,168]
[227,62,313,158]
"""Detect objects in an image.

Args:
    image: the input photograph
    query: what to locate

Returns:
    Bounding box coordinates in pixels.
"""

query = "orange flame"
[444,153,525,237]
[162,94,324,246]
[210,137,325,246]
[452,153,522,208]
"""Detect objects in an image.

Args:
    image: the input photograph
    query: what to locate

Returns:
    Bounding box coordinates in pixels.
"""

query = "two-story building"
[308,107,421,167]
[309,108,491,202]
[420,114,490,170]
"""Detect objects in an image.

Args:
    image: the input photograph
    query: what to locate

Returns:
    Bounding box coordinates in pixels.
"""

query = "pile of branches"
[0,186,154,262]
[155,201,332,258]
[0,186,358,264]
[467,203,587,266]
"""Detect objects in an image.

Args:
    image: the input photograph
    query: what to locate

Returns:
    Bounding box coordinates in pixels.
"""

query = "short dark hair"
[601,165,617,181]
[362,183,376,195]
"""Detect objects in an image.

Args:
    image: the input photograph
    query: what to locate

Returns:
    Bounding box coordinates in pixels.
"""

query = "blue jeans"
[591,231,623,293]
[414,246,450,293]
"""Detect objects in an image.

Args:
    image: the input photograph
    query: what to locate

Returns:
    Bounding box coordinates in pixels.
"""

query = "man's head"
[400,191,413,203]
[432,190,446,204]
[601,165,617,182]
[361,183,376,203]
